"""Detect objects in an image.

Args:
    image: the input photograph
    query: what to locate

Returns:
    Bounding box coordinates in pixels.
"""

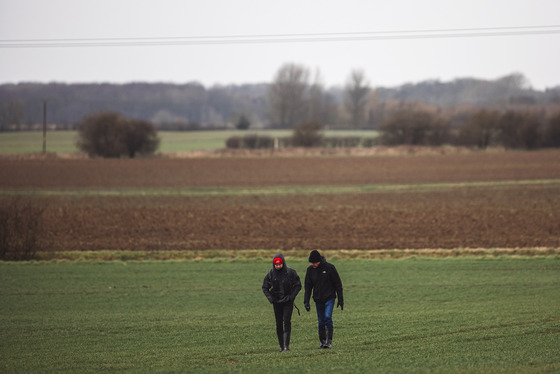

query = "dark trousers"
[273,301,294,337]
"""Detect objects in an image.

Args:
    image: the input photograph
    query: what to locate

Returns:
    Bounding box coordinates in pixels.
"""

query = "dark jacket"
[262,254,302,304]
[304,256,343,305]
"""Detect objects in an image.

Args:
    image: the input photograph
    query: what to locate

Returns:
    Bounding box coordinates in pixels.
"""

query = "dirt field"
[1,151,560,189]
[1,150,560,251]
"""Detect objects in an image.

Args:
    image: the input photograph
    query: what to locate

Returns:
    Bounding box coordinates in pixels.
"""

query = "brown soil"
[1,150,559,251]
[2,150,560,189]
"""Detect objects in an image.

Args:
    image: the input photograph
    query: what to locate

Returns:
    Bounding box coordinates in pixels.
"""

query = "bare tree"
[344,70,370,129]
[307,69,337,126]
[269,63,310,128]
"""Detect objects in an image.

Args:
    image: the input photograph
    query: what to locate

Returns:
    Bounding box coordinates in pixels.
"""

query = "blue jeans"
[315,298,335,330]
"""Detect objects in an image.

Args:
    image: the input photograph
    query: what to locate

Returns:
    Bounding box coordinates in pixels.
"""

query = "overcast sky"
[1,0,559,90]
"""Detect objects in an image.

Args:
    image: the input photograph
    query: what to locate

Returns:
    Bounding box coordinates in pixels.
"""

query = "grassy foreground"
[1,257,558,373]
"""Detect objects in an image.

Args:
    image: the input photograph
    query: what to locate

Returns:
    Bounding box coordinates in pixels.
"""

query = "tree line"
[226,107,560,151]
[2,63,560,157]
[1,66,559,132]
[378,105,560,149]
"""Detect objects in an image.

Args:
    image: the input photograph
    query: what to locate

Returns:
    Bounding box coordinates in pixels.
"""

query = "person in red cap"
[262,253,302,352]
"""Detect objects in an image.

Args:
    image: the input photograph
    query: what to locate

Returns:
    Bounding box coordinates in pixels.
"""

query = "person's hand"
[304,303,310,312]
[337,301,344,311]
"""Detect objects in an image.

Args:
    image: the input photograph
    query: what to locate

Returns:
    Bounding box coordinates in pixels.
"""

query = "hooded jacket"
[304,256,343,305]
[262,254,302,304]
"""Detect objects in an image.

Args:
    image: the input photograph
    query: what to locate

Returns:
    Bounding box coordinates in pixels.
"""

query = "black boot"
[277,331,284,352]
[318,328,327,349]
[324,327,333,348]
[283,331,291,351]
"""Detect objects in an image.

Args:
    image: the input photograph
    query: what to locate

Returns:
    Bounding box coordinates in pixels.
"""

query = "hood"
[272,253,287,270]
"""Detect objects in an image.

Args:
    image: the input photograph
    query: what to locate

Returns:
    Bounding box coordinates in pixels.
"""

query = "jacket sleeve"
[262,271,274,303]
[289,269,302,301]
[331,265,343,305]
[303,268,312,305]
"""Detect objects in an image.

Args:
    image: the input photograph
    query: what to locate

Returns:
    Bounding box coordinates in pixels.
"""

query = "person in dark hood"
[262,253,302,352]
[303,250,343,349]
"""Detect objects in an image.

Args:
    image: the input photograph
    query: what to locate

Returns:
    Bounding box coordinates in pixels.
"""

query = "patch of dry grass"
[29,247,560,262]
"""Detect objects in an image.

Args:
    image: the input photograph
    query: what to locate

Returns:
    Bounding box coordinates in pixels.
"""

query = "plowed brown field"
[1,150,560,251]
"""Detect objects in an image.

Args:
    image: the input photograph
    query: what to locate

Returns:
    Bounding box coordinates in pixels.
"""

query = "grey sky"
[1,0,559,89]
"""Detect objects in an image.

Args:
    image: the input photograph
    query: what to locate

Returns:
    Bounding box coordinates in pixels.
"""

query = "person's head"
[308,250,321,268]
[273,255,284,270]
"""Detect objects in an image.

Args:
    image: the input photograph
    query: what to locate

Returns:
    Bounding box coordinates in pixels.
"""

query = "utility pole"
[42,100,47,154]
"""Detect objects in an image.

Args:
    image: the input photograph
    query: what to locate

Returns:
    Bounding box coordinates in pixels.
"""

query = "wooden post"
[42,100,47,153]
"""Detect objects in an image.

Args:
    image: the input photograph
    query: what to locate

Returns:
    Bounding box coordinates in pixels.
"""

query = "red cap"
[273,257,283,265]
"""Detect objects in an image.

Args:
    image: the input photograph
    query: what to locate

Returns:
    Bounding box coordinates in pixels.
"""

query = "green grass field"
[0,130,379,154]
[1,257,558,373]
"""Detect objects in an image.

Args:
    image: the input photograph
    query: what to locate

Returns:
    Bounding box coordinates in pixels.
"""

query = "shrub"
[242,134,259,149]
[543,112,560,147]
[362,138,378,148]
[123,119,160,158]
[498,111,542,150]
[247,135,273,149]
[379,109,450,146]
[225,134,274,149]
[323,137,362,148]
[292,121,323,147]
[77,112,160,158]
[225,136,242,149]
[455,109,501,148]
[0,197,46,261]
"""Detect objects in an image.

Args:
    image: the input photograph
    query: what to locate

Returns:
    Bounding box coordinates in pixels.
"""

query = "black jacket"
[304,256,343,305]
[262,254,302,304]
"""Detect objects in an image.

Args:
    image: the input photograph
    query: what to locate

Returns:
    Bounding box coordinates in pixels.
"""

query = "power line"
[1,25,559,48]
